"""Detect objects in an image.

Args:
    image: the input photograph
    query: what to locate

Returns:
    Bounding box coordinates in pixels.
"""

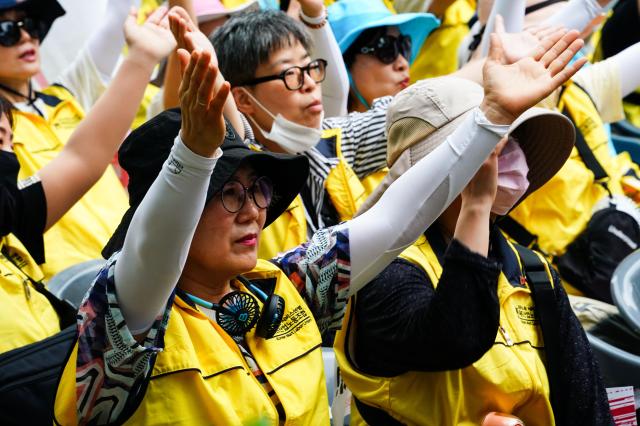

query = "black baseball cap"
[102,108,309,258]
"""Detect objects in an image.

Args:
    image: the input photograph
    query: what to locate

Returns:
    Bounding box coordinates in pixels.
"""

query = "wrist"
[300,6,327,28]
[460,198,493,215]
[125,47,160,71]
[479,99,517,125]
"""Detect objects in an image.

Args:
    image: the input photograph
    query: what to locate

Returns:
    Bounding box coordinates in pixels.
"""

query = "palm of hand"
[499,32,539,64]
[483,56,553,121]
[125,18,176,60]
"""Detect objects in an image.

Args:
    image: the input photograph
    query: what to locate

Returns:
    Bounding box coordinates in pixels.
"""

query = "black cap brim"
[102,108,309,258]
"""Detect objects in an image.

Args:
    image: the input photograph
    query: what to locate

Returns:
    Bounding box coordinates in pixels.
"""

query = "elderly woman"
[328,0,439,112]
[54,27,585,425]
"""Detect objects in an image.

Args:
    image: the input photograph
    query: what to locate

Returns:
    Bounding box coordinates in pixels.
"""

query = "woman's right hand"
[178,49,230,158]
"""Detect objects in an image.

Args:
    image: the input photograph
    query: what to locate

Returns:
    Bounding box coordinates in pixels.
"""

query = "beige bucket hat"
[359,75,576,213]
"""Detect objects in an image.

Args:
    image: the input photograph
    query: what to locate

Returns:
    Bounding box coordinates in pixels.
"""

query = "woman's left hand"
[178,49,230,158]
[124,6,177,67]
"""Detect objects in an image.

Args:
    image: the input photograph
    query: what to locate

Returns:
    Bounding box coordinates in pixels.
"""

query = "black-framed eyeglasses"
[359,34,412,65]
[239,59,327,91]
[220,176,274,213]
[0,18,46,47]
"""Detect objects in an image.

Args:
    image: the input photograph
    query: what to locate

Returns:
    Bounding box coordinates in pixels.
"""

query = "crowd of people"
[0,0,639,424]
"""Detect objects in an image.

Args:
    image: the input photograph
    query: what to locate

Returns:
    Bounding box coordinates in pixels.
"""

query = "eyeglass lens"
[221,176,274,213]
[0,18,44,47]
[283,60,326,90]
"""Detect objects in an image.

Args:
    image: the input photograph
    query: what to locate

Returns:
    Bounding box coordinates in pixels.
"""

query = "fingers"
[184,32,199,54]
[209,81,230,120]
[177,48,191,75]
[179,50,199,98]
[145,5,168,25]
[539,29,580,68]
[550,56,588,88]
[197,61,218,109]
[548,38,584,77]
[529,28,566,61]
[487,33,506,66]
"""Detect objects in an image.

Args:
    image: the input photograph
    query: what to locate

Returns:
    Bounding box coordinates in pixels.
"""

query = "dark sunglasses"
[219,176,274,214]
[0,17,46,47]
[359,34,412,65]
[239,59,327,91]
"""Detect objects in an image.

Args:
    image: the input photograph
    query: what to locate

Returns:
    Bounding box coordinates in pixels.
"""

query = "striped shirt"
[242,96,392,232]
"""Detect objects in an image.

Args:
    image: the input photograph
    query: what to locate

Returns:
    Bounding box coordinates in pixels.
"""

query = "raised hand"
[297,0,324,18]
[178,49,230,158]
[481,28,587,124]
[124,6,177,65]
[496,15,565,64]
[168,7,215,57]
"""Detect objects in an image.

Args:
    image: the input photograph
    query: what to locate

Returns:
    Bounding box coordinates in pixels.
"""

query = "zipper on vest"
[499,325,513,346]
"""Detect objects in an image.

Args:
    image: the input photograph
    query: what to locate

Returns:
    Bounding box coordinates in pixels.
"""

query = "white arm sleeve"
[114,135,222,334]
[56,0,135,110]
[612,41,640,98]
[479,0,525,57]
[303,11,350,118]
[86,0,135,83]
[345,108,507,294]
[544,0,604,32]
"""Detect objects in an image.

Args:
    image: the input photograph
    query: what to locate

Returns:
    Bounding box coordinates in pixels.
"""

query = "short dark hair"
[0,95,14,130]
[211,10,312,87]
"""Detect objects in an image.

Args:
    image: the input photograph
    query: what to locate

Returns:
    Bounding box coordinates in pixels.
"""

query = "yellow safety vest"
[11,85,128,279]
[258,128,387,259]
[508,82,626,257]
[409,0,476,81]
[334,234,554,426]
[0,235,59,355]
[54,260,329,425]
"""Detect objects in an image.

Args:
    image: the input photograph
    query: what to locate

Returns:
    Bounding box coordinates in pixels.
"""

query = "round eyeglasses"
[238,59,328,91]
[360,34,412,65]
[0,18,46,47]
[220,176,274,213]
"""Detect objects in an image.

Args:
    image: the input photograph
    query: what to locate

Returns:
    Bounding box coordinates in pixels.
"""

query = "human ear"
[232,87,255,116]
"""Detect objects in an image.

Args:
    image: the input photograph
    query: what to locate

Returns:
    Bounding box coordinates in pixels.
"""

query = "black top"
[354,225,612,425]
[0,178,47,264]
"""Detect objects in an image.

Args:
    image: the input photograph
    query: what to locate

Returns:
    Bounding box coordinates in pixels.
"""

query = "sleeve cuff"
[171,133,223,175]
[445,238,502,273]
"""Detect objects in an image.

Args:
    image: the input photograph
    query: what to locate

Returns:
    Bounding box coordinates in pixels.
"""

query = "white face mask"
[242,89,323,154]
[491,138,530,215]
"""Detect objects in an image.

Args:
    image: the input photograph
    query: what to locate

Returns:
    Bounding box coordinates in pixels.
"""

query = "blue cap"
[0,0,65,40]
[328,0,439,64]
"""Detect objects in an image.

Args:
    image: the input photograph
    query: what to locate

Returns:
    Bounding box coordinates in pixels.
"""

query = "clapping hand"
[481,24,587,124]
[168,7,216,58]
[178,50,230,158]
[124,6,177,66]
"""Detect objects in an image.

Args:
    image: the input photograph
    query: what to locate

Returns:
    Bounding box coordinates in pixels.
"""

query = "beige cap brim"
[357,107,575,216]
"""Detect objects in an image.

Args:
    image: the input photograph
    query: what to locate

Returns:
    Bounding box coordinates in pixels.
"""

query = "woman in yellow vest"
[327,0,440,112]
[0,8,177,355]
[0,0,150,278]
[52,26,585,424]
[334,76,612,425]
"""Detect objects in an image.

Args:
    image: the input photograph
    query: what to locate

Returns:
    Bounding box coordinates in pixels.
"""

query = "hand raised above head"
[481,19,587,125]
[179,49,230,158]
[124,6,177,66]
[168,7,216,58]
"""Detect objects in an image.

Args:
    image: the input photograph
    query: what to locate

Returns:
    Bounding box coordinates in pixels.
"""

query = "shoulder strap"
[560,83,609,181]
[0,245,76,328]
[353,396,405,426]
[513,245,567,422]
[497,216,539,249]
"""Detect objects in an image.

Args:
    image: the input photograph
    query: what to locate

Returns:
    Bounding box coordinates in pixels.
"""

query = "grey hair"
[211,10,312,87]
